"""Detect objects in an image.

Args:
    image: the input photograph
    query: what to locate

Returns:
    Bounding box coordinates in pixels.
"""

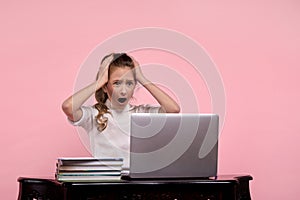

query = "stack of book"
[55,157,123,182]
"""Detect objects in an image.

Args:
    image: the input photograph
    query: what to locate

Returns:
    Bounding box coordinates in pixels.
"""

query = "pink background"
[1,0,299,199]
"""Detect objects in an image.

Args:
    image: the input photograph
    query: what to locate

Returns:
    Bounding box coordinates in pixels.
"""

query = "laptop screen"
[128,113,219,179]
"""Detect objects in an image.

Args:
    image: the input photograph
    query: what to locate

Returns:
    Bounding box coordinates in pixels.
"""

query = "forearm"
[64,82,97,110]
[62,54,112,121]
[138,76,180,113]
[62,80,103,121]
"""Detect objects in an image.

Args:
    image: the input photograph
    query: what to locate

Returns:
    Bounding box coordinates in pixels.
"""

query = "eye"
[113,80,122,86]
[126,81,134,87]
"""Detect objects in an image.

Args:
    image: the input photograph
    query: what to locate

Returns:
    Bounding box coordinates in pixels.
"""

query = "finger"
[129,56,139,67]
[103,55,113,66]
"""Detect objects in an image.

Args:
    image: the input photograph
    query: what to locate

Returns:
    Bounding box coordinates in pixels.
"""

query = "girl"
[62,53,180,167]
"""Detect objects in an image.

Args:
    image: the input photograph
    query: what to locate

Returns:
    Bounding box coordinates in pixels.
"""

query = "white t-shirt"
[70,100,160,168]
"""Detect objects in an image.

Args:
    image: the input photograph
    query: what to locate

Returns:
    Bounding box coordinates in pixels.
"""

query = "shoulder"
[81,105,99,116]
[70,106,98,126]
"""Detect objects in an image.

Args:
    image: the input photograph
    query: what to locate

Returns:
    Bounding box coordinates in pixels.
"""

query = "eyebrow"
[111,78,135,82]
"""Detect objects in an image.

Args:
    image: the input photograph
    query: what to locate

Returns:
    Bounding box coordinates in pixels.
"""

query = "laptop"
[123,113,219,179]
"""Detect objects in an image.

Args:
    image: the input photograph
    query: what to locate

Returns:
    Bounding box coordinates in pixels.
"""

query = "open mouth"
[118,98,127,103]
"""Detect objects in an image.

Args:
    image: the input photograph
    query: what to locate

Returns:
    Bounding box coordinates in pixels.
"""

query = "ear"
[102,85,108,93]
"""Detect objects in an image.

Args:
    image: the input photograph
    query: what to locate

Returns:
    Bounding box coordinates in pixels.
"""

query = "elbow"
[165,104,180,113]
[61,100,73,116]
[172,105,180,113]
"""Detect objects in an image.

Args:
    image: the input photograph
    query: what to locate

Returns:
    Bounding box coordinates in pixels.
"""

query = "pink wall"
[1,0,299,199]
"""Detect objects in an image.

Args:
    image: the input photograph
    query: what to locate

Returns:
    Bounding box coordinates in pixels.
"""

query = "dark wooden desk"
[18,175,252,200]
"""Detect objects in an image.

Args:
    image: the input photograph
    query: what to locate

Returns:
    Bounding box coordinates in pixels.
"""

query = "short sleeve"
[68,106,96,132]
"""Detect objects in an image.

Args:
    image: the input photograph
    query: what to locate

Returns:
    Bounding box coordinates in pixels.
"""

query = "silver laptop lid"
[128,113,219,179]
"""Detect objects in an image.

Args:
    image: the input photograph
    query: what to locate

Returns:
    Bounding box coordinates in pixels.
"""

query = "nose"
[120,84,127,96]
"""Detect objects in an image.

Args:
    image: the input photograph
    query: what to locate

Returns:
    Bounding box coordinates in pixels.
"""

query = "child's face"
[104,66,136,109]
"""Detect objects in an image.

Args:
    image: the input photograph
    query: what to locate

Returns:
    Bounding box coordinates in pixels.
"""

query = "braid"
[94,88,110,132]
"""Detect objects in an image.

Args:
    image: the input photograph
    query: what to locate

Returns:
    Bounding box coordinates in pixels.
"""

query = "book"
[55,157,124,182]
[55,174,121,181]
[57,165,122,172]
[56,171,121,176]
[57,157,123,166]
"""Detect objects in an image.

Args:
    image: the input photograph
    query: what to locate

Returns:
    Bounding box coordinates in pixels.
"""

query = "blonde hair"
[94,53,135,131]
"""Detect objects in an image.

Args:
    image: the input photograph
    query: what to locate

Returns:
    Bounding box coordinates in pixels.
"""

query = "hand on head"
[96,54,114,89]
[129,55,146,83]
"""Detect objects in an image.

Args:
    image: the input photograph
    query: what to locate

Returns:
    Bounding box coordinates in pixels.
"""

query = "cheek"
[105,85,114,97]
[127,87,135,96]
